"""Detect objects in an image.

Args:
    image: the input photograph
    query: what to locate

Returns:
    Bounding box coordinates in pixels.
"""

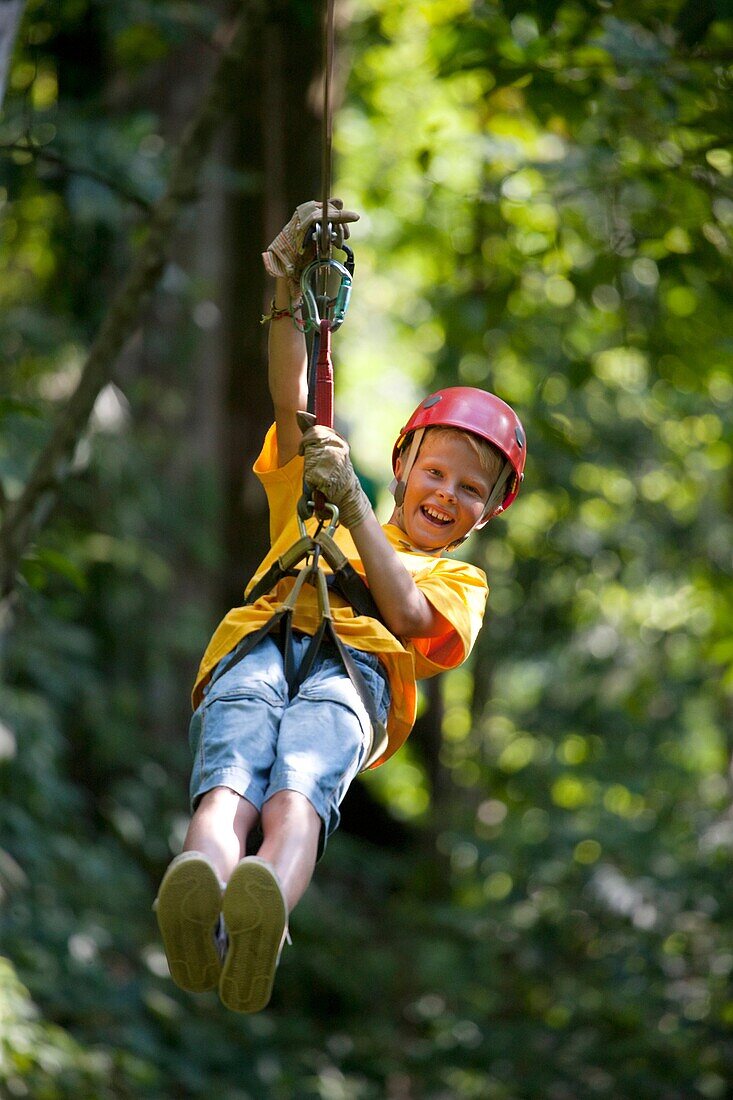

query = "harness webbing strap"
[315,530,384,621]
[324,563,383,622]
[326,621,389,769]
[244,530,385,625]
[213,607,291,684]
[284,565,328,693]
[219,538,389,772]
[244,536,313,607]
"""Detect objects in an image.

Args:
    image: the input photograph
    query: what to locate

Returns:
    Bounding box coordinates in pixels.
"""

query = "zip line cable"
[319,0,336,263]
[315,0,336,429]
[304,0,350,434]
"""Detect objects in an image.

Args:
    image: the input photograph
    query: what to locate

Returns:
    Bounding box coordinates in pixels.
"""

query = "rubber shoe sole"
[219,857,287,1014]
[155,852,222,993]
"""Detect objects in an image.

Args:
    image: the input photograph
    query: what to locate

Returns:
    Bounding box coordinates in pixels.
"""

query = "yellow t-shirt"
[192,424,488,767]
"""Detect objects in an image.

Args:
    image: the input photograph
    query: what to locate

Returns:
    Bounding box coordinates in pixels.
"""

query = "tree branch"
[0,8,255,597]
[0,139,153,211]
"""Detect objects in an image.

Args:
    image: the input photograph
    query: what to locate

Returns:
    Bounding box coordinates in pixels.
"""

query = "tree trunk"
[0,1,23,108]
[219,1,324,608]
[0,11,253,598]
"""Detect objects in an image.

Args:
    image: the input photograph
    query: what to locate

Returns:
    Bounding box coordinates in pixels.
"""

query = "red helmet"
[392,387,527,518]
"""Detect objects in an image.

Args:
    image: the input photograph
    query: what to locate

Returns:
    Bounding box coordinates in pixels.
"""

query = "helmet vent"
[515,427,524,447]
[422,394,442,409]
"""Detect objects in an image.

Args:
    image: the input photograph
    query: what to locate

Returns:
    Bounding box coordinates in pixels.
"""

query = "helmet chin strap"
[482,460,513,520]
[388,427,425,507]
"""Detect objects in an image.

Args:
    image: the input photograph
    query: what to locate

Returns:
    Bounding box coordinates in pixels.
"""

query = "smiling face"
[390,430,497,552]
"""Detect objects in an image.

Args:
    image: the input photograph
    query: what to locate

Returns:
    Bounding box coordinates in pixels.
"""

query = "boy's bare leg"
[183,786,260,885]
[257,790,321,912]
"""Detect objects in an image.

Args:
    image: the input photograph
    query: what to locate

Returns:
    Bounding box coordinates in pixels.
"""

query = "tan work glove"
[262,199,359,299]
[298,418,371,529]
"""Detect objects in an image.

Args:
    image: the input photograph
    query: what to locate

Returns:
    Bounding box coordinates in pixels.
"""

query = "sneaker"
[219,856,288,1013]
[154,851,223,993]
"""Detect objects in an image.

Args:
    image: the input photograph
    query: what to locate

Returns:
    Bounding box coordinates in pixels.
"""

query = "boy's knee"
[264,789,319,821]
[198,785,242,810]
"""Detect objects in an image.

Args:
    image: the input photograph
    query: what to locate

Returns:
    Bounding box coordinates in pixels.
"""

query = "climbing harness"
[226,1,389,770]
[216,501,388,770]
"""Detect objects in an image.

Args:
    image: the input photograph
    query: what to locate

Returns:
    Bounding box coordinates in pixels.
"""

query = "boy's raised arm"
[268,276,309,467]
[262,200,359,467]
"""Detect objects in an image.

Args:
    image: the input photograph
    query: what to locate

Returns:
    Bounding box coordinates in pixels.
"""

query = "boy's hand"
[298,420,371,529]
[263,199,359,298]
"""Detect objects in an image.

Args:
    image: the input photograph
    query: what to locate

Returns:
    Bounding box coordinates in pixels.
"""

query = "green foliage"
[2,1,733,1097]
[0,956,126,1097]
[339,2,733,1094]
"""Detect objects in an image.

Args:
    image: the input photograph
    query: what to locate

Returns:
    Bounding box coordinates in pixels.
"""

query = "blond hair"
[424,426,504,483]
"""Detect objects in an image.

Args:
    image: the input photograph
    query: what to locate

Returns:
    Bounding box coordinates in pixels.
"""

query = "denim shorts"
[189,632,390,850]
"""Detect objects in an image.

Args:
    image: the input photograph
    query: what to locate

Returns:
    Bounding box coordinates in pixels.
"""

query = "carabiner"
[297,494,339,535]
[341,243,355,280]
[322,502,340,537]
[300,257,353,333]
[297,495,314,536]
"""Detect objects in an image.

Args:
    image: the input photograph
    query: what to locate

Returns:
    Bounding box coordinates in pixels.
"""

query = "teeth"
[423,506,451,523]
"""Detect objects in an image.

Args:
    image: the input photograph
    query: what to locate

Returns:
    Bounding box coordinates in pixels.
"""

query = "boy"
[155,201,527,1014]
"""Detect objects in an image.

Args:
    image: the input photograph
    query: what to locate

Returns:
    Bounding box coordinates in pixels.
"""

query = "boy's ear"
[390,455,407,506]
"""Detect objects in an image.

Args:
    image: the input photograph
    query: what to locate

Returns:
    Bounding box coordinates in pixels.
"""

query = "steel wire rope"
[319,0,336,264]
[307,0,337,427]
